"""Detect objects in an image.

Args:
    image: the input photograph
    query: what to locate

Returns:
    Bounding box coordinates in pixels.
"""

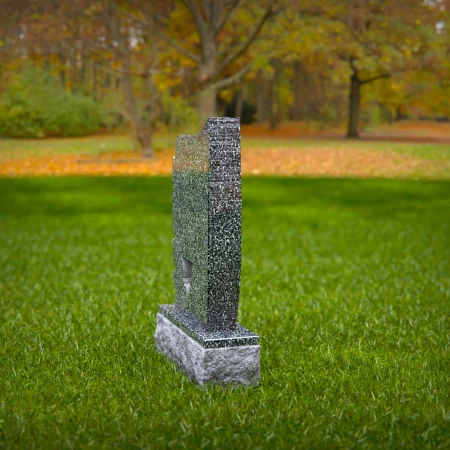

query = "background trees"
[154,0,274,123]
[0,0,448,150]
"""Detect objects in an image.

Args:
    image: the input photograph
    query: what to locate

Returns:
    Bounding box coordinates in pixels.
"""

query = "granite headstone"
[154,117,260,385]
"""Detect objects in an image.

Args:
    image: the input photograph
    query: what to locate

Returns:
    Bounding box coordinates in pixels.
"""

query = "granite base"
[154,312,260,386]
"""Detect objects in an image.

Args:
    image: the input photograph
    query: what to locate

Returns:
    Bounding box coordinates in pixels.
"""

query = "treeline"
[0,0,448,156]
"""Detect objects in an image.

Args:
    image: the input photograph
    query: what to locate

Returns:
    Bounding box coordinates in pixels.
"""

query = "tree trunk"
[58,54,66,90]
[346,71,361,138]
[138,129,153,158]
[256,77,269,123]
[92,61,97,101]
[80,51,86,86]
[234,89,244,118]
[104,72,111,88]
[108,0,153,158]
[198,39,218,124]
[198,85,217,124]
[122,57,154,158]
[395,104,407,121]
[269,70,277,129]
[292,60,304,121]
[68,50,76,93]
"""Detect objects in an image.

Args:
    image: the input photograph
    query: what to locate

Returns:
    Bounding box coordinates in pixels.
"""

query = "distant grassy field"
[242,138,450,161]
[1,129,450,179]
[1,123,450,162]
[0,134,135,160]
[1,177,449,448]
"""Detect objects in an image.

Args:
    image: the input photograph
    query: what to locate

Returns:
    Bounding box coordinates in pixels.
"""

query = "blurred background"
[1,3,450,447]
[0,0,449,177]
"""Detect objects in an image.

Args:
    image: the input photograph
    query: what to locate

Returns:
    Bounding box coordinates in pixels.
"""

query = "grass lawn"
[0,177,449,448]
[0,135,135,160]
[1,130,450,162]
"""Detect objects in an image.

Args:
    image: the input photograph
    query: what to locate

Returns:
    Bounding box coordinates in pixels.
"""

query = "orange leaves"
[1,122,449,178]
[242,147,448,179]
[0,151,174,177]
[1,147,448,179]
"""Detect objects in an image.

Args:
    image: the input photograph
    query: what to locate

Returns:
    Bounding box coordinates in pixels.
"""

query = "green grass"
[1,133,450,162]
[0,134,182,160]
[0,134,132,160]
[1,177,449,449]
[241,138,450,161]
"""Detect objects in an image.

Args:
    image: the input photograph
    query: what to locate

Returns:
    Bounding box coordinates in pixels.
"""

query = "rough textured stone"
[155,313,260,386]
[172,118,242,331]
[156,117,260,385]
[158,304,258,348]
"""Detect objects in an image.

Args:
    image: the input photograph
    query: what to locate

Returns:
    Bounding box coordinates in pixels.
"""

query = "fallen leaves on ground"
[242,147,449,178]
[0,147,448,178]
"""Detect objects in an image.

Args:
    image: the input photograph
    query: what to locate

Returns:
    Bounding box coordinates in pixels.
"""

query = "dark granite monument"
[154,117,260,385]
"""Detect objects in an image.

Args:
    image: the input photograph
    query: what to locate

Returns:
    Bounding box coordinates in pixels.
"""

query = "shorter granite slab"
[158,304,258,348]
[155,313,260,386]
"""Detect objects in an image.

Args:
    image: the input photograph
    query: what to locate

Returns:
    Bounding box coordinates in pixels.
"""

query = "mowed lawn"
[1,134,450,179]
[0,177,449,448]
[1,133,450,160]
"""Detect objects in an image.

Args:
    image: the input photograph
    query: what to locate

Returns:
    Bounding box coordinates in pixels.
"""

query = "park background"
[0,0,449,448]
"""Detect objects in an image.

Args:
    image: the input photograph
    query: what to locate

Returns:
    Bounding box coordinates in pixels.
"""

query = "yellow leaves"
[380,54,392,65]
[1,140,446,179]
[390,82,402,93]
[277,82,293,107]
[218,88,234,103]
[252,55,273,76]
[155,73,181,91]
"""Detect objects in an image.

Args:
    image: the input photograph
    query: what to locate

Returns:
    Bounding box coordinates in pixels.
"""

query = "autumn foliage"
[0,0,448,158]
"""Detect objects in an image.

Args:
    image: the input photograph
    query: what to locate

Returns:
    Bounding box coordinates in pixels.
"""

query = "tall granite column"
[154,117,260,386]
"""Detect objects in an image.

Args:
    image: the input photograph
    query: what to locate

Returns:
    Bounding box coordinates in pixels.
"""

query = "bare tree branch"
[179,0,207,43]
[156,30,200,62]
[349,55,358,74]
[360,73,390,84]
[200,0,209,22]
[130,1,201,63]
[214,60,253,90]
[217,4,272,74]
[214,0,241,36]
[210,0,225,31]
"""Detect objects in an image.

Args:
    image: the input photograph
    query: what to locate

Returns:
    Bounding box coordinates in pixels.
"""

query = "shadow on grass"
[243,177,450,217]
[0,177,173,217]
[0,176,449,218]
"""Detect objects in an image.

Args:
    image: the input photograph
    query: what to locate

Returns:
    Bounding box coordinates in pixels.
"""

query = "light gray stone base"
[155,313,260,386]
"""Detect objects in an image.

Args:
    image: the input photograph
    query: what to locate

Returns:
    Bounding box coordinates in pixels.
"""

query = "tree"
[346,58,390,137]
[1,0,448,144]
[105,0,155,157]
[248,2,346,129]
[327,0,444,137]
[281,0,447,136]
[2,0,160,156]
[148,0,274,123]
